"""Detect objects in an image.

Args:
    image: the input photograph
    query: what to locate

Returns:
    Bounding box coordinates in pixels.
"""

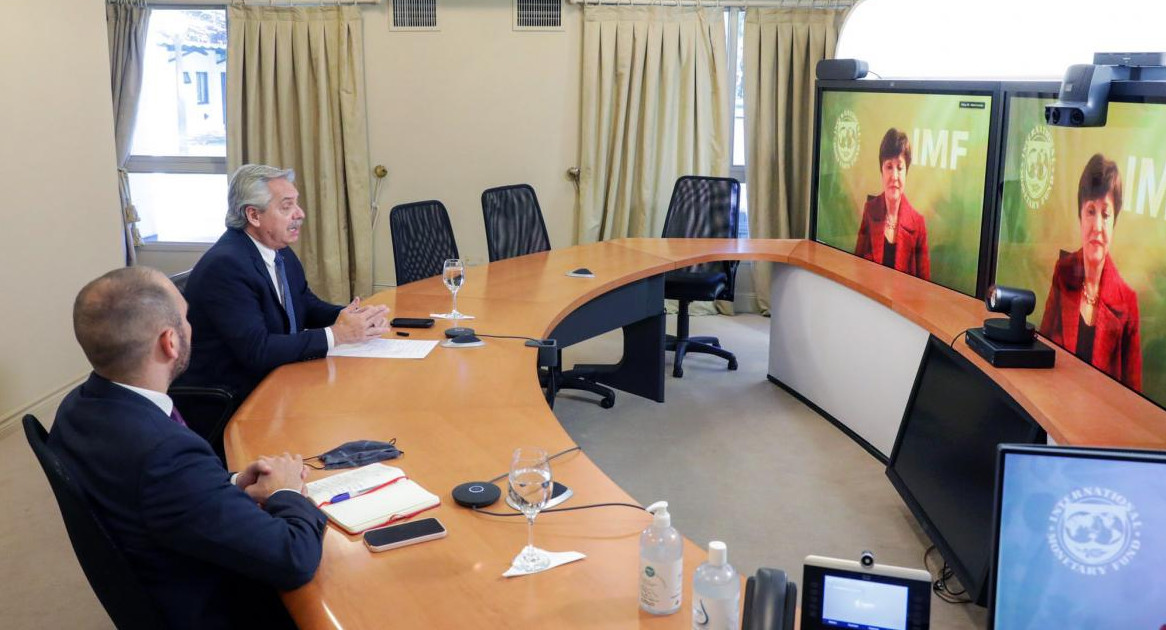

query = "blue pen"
[325,477,403,504]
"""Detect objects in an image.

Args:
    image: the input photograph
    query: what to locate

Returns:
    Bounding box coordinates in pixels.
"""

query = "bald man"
[49,267,326,630]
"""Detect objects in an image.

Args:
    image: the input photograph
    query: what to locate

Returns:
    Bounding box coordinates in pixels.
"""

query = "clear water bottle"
[692,541,739,630]
[640,501,683,615]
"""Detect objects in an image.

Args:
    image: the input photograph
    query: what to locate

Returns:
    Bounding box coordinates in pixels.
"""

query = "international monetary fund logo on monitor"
[1047,486,1142,577]
[1020,125,1055,210]
[833,109,860,170]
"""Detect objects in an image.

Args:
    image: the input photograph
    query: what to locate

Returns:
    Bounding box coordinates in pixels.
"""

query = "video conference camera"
[1046,52,1166,128]
[964,285,1055,369]
[984,285,1036,344]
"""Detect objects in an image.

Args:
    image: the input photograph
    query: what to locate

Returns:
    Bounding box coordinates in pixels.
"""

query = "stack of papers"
[305,463,441,534]
[328,338,438,359]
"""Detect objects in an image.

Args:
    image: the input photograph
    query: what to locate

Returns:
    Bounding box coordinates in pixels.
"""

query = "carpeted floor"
[0,313,986,629]
[555,314,986,630]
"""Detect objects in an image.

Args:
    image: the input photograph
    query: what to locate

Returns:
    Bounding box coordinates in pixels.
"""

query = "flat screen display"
[822,575,908,630]
[992,446,1166,629]
[886,336,1046,605]
[995,93,1166,410]
[813,86,997,296]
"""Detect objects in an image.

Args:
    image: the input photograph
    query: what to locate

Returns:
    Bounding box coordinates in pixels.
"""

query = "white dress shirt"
[244,233,334,349]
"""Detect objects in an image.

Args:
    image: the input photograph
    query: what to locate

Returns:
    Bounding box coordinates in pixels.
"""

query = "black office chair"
[168,386,236,464]
[481,184,552,262]
[23,415,167,630]
[661,175,741,377]
[390,200,460,286]
[480,184,615,409]
[742,568,798,630]
[168,268,193,293]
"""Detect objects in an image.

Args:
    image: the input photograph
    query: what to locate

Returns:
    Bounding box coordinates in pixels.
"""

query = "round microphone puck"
[451,481,501,508]
[444,327,475,339]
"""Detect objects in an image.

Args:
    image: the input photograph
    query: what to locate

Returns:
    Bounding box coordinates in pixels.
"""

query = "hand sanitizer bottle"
[692,541,739,630]
[640,501,682,615]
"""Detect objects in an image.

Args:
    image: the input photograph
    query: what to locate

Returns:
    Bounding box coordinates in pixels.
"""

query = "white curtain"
[577,5,731,244]
[107,0,150,266]
[228,5,372,302]
[744,6,848,314]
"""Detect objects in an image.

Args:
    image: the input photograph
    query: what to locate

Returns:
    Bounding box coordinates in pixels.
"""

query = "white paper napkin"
[428,313,476,320]
[502,550,586,577]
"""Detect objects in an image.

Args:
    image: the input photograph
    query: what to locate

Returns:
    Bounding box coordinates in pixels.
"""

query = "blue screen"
[994,451,1166,629]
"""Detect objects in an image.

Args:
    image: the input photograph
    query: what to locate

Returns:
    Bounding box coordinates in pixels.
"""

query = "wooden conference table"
[224,238,1166,629]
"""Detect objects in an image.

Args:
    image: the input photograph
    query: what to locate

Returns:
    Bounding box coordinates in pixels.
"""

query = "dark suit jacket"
[48,373,327,630]
[180,228,343,398]
[1039,249,1142,391]
[854,194,931,280]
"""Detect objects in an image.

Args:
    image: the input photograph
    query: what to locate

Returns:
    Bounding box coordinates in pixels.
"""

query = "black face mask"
[305,439,403,469]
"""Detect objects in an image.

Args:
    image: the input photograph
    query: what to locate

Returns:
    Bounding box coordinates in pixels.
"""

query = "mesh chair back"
[481,184,552,262]
[23,415,166,630]
[661,176,741,299]
[390,200,460,285]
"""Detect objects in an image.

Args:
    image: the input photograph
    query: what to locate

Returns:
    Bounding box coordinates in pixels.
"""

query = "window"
[725,8,748,237]
[127,9,227,244]
[195,71,210,104]
[837,0,1166,79]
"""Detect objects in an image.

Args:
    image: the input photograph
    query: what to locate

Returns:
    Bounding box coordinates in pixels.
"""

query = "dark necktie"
[274,251,298,333]
[170,407,188,428]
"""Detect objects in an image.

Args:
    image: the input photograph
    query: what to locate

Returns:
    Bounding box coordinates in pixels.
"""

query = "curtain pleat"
[107,0,150,266]
[744,7,847,314]
[578,6,730,245]
[228,5,372,303]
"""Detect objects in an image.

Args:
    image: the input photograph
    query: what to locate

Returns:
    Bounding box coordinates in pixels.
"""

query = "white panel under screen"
[767,265,929,457]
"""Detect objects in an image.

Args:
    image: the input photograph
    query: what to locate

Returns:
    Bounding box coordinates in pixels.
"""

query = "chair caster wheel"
[673,367,684,378]
[728,359,738,371]
[600,397,615,409]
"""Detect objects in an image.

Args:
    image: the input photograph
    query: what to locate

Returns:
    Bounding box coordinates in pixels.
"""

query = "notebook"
[305,463,441,535]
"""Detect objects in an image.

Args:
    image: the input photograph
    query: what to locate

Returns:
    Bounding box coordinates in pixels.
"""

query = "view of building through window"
[128,9,227,244]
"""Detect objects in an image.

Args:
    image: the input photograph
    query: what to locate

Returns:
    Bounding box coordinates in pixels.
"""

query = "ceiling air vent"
[514,0,563,32]
[391,0,438,31]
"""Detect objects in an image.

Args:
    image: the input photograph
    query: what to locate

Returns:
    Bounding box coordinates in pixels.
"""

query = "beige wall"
[362,0,582,288]
[0,0,125,434]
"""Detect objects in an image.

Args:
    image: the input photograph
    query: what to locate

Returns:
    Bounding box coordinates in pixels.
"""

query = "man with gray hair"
[50,266,326,629]
[179,164,388,399]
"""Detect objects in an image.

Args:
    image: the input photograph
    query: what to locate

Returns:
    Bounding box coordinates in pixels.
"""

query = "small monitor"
[990,444,1166,629]
[801,555,932,630]
[886,336,1046,605]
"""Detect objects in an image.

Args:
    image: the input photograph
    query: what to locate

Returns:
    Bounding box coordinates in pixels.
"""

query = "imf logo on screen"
[1047,487,1142,577]
[1021,125,1055,210]
[832,109,861,170]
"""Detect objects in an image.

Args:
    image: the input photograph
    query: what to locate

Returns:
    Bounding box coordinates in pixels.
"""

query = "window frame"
[127,5,229,250]
[725,7,748,238]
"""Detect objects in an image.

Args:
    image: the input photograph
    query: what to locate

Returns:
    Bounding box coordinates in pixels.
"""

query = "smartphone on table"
[390,317,435,328]
[364,517,447,552]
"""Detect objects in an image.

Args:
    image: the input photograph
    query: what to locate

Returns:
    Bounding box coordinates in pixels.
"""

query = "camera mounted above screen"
[1046,53,1166,128]
[815,58,869,81]
[965,285,1055,369]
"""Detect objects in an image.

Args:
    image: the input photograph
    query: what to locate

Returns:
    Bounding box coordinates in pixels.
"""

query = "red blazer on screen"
[854,194,930,280]
[1039,249,1142,391]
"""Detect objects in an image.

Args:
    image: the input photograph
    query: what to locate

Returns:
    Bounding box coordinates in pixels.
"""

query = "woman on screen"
[854,128,930,279]
[1039,153,1142,391]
